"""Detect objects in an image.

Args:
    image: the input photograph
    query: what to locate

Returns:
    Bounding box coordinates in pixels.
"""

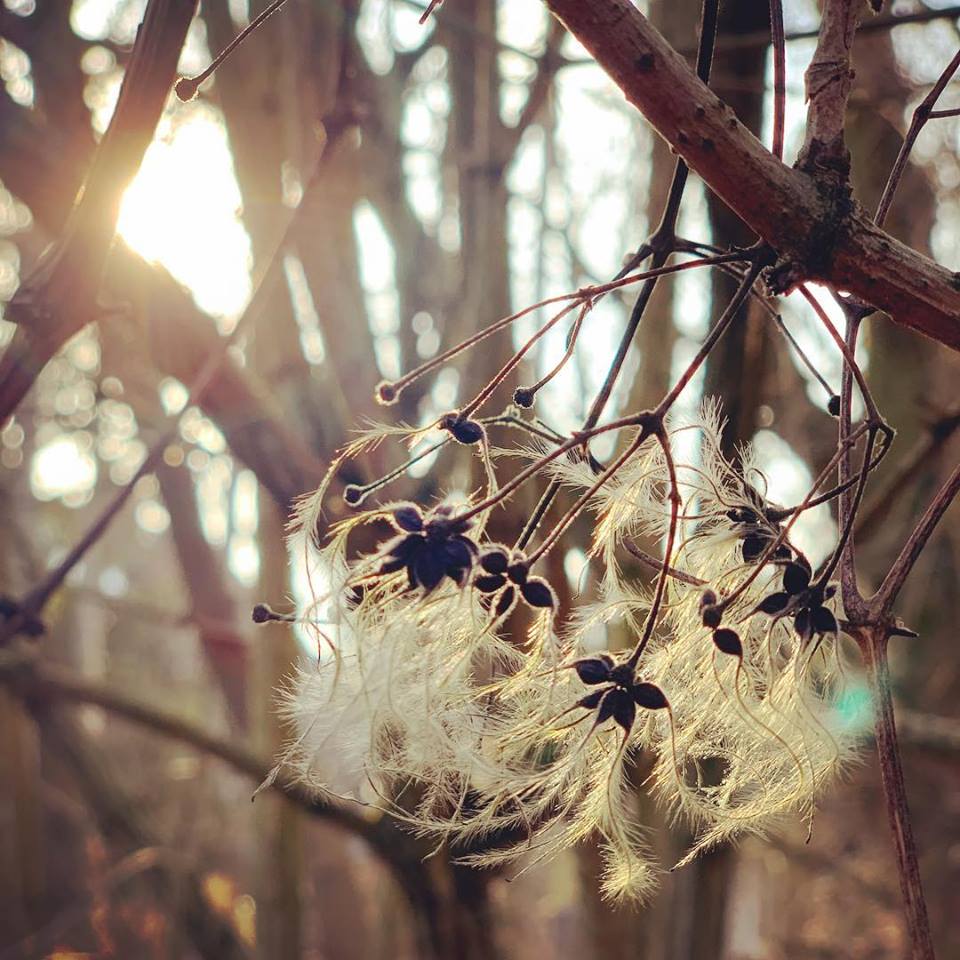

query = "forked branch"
[542,0,960,350]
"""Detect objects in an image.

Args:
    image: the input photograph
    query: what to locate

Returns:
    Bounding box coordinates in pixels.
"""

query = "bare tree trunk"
[447,0,513,404]
[158,462,250,730]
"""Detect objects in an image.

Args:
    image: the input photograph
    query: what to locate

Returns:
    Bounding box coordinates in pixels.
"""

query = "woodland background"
[1,0,960,958]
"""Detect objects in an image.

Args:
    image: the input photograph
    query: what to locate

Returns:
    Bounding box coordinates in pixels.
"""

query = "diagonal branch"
[0,653,416,867]
[874,463,960,614]
[0,0,199,424]
[855,406,960,543]
[542,0,960,351]
[875,45,960,228]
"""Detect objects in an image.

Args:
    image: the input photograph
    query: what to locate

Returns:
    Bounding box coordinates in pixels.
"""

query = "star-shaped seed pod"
[754,558,838,645]
[377,503,478,593]
[724,486,793,565]
[473,546,556,617]
[570,654,669,734]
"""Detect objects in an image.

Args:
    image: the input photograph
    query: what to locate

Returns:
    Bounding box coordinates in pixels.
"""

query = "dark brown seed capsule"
[480,549,510,574]
[782,561,811,595]
[741,533,770,563]
[612,694,637,733]
[451,419,485,445]
[521,577,555,609]
[252,603,274,623]
[712,627,743,657]
[475,574,506,594]
[701,604,723,629]
[376,381,398,404]
[631,682,669,711]
[756,592,791,615]
[513,387,535,408]
[494,586,517,619]
[574,656,614,685]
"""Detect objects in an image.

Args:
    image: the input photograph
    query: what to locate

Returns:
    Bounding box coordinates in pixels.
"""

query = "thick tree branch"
[543,0,960,352]
[0,653,410,861]
[0,0,199,424]
[797,0,861,174]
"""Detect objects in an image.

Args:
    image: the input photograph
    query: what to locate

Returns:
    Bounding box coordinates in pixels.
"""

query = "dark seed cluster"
[474,546,556,617]
[701,484,840,654]
[370,505,561,615]
[727,500,792,565]
[699,590,743,657]
[572,653,669,734]
[754,558,838,645]
[378,503,478,592]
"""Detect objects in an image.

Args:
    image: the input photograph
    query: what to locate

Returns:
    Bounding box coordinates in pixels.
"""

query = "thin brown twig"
[769,0,786,160]
[0,431,173,644]
[515,0,721,554]
[175,0,293,101]
[624,541,705,587]
[627,428,681,668]
[876,45,960,228]
[855,407,960,543]
[874,463,960,614]
[381,251,744,406]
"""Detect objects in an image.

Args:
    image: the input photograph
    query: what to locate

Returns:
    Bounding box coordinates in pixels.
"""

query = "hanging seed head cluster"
[271,401,859,901]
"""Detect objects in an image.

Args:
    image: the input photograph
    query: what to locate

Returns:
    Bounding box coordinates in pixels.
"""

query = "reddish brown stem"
[768,0,786,160]
[860,628,935,960]
[876,46,960,228]
[875,463,960,613]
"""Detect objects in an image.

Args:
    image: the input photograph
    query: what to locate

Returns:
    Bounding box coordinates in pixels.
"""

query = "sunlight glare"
[31,433,98,503]
[117,105,252,321]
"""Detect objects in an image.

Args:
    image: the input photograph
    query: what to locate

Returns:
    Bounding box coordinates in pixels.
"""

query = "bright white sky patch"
[752,429,836,564]
[117,104,252,320]
[31,433,98,504]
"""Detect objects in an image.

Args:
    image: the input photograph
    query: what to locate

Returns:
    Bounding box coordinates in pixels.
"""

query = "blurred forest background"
[1,0,960,957]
